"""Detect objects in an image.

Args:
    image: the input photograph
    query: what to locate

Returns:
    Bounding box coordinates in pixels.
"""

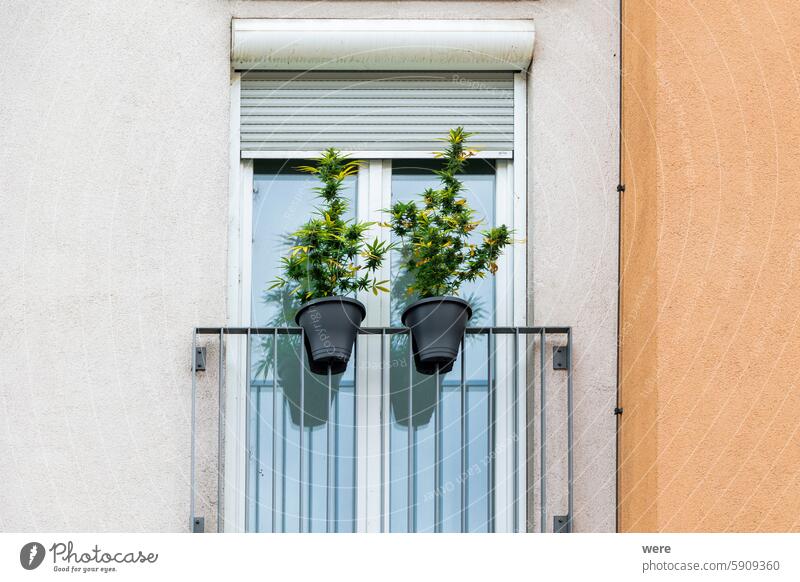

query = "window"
[226,20,532,532]
[244,154,523,532]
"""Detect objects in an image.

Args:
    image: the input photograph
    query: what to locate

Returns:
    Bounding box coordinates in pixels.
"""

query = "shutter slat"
[242,81,514,90]
[243,133,512,142]
[241,98,512,108]
[242,116,512,125]
[241,72,514,153]
[242,89,513,99]
[241,108,514,118]
[242,142,513,151]
[242,71,514,81]
[241,125,513,134]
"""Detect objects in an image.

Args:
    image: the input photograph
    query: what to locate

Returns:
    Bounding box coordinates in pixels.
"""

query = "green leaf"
[272,148,389,300]
[385,128,513,298]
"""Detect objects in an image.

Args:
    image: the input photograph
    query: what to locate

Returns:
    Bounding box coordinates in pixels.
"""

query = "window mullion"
[355,161,389,532]
[379,159,392,532]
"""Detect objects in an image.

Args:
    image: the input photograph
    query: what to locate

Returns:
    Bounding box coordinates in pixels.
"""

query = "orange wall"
[620,0,800,531]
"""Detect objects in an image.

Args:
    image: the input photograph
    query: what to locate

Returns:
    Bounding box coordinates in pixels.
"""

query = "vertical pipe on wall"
[616,0,624,535]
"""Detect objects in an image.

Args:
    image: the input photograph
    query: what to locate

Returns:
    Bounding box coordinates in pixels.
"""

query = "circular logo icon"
[20,542,45,570]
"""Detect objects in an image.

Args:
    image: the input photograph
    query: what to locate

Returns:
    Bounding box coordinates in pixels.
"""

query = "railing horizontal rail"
[250,379,490,388]
[195,325,571,335]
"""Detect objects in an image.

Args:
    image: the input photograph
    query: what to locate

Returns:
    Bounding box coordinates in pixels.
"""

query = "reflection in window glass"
[248,161,357,532]
[389,160,496,532]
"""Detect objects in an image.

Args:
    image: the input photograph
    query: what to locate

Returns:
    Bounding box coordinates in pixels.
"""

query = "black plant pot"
[295,296,366,375]
[401,296,473,375]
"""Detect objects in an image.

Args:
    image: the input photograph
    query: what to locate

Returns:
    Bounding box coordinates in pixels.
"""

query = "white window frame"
[224,71,528,533]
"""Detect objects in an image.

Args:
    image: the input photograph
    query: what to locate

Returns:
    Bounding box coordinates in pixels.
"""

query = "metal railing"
[191,326,573,533]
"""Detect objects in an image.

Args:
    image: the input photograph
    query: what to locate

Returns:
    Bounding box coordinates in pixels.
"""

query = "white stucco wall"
[526,1,620,533]
[0,0,618,532]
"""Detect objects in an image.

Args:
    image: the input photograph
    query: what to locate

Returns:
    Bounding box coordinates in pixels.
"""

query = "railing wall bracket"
[193,516,205,533]
[552,345,569,370]
[193,346,206,372]
[554,515,571,533]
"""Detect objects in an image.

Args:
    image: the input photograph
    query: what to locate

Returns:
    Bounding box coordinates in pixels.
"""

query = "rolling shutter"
[240,71,515,156]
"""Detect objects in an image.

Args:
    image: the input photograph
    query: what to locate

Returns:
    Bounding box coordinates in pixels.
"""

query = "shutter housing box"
[232,19,535,72]
[232,19,534,157]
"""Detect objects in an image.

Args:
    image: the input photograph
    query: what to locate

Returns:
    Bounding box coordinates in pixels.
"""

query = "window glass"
[246,159,503,532]
[248,161,357,532]
[389,160,496,532]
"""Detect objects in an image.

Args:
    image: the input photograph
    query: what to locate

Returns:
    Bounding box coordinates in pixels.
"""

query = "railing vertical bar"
[271,329,277,533]
[567,328,574,532]
[412,422,418,533]
[255,362,262,533]
[281,400,287,533]
[245,329,252,533]
[434,363,442,533]
[190,330,197,531]
[407,331,414,532]
[299,329,305,533]
[217,330,224,532]
[460,337,467,533]
[335,379,340,531]
[327,367,332,533]
[540,328,546,533]
[512,328,520,533]
[308,429,313,532]
[487,328,494,533]
[380,329,387,533]
[352,334,358,533]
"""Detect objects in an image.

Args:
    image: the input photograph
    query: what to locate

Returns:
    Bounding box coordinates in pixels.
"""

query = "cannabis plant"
[387,127,513,298]
[271,148,392,301]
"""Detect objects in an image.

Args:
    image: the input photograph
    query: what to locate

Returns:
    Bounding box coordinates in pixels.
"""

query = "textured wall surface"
[0,0,619,531]
[619,0,659,533]
[620,0,800,531]
[526,0,619,532]
[0,0,232,532]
